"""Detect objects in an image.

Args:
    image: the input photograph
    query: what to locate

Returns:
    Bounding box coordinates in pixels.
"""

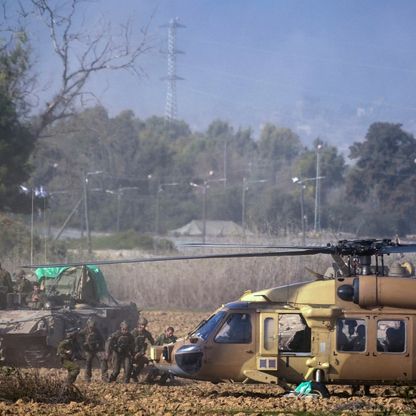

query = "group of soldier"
[57,316,177,385]
[0,264,43,309]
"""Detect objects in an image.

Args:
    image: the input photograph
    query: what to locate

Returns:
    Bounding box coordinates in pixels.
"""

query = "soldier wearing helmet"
[107,321,135,383]
[57,328,81,385]
[131,317,155,381]
[79,317,107,382]
[14,269,32,303]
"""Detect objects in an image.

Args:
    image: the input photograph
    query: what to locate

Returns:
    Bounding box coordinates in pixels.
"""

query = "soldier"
[26,282,46,309]
[57,329,81,385]
[0,263,13,309]
[107,321,135,383]
[131,317,155,381]
[14,269,32,303]
[79,317,107,382]
[155,326,177,345]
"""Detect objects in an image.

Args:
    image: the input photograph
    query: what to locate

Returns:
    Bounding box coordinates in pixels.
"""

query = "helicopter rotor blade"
[379,244,416,255]
[22,248,328,269]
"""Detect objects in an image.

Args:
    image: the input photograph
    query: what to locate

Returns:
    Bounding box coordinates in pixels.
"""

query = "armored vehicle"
[0,265,138,367]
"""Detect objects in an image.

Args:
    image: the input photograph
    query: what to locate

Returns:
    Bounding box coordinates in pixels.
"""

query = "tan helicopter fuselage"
[150,275,416,386]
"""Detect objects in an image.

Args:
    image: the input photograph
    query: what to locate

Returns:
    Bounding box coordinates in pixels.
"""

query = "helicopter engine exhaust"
[338,276,416,309]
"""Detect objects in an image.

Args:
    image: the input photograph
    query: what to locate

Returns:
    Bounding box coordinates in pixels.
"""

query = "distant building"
[169,220,251,237]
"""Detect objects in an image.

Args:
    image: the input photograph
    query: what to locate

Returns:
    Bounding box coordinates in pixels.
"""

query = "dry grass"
[103,253,331,310]
[0,367,87,404]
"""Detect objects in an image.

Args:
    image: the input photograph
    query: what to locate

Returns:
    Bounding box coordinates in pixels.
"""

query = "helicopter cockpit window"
[214,313,252,344]
[278,314,311,354]
[192,311,226,340]
[377,320,406,353]
[336,318,366,352]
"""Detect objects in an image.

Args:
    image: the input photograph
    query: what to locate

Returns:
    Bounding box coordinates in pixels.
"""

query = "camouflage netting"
[34,266,113,305]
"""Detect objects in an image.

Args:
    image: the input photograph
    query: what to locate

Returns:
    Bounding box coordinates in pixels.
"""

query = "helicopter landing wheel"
[310,382,330,398]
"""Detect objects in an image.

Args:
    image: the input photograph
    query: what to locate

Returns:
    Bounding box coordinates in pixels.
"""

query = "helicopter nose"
[174,344,203,375]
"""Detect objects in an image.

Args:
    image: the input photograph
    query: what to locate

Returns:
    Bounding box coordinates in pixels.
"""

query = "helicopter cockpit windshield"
[191,311,226,340]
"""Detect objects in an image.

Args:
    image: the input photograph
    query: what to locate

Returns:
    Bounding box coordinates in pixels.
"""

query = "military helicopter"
[146,238,416,397]
[20,238,416,396]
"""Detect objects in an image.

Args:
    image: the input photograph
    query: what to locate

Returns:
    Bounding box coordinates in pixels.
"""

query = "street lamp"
[190,171,225,243]
[106,187,140,233]
[314,144,323,233]
[292,175,325,244]
[155,182,179,235]
[83,170,104,254]
[242,177,267,237]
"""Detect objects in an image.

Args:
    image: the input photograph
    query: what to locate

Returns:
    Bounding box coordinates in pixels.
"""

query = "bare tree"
[12,0,152,136]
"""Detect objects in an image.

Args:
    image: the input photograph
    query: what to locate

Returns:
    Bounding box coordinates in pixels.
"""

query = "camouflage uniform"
[155,329,177,345]
[0,265,13,309]
[26,285,46,309]
[57,330,81,385]
[108,322,135,383]
[131,318,155,381]
[14,270,32,304]
[79,319,107,382]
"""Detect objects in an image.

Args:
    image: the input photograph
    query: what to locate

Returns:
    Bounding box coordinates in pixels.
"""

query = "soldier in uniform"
[107,321,135,383]
[26,282,46,309]
[57,329,81,385]
[79,317,107,382]
[0,263,13,309]
[155,326,177,345]
[14,269,32,304]
[131,317,155,381]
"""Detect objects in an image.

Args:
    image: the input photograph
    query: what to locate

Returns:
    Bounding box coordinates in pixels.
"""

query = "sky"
[17,0,416,154]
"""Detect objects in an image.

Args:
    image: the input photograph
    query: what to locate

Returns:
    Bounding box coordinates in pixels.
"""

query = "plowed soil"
[2,310,416,415]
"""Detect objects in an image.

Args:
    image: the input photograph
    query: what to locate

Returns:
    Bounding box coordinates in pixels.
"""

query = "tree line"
[2,1,416,241]
[29,109,416,238]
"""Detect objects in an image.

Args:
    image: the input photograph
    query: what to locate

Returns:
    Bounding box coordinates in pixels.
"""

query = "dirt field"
[2,310,416,415]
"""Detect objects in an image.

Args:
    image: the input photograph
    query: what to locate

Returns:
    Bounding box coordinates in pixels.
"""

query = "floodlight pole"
[84,171,104,254]
[314,144,322,233]
[242,177,267,237]
[155,181,179,235]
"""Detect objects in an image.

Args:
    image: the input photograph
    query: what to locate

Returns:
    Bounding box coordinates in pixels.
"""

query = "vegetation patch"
[0,367,88,404]
[68,230,175,251]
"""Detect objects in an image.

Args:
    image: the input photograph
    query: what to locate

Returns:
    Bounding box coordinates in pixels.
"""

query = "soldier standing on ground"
[79,317,107,382]
[155,326,177,345]
[131,317,155,381]
[57,329,81,385]
[108,321,135,383]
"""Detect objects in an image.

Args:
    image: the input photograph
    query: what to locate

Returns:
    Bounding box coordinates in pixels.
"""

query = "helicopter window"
[278,314,311,353]
[192,311,226,340]
[214,313,252,344]
[264,317,275,350]
[377,320,406,353]
[336,318,366,352]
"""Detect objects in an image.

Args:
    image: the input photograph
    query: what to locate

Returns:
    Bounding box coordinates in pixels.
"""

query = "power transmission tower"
[161,18,185,121]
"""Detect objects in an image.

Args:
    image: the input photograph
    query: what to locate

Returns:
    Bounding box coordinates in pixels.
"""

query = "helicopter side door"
[203,310,256,382]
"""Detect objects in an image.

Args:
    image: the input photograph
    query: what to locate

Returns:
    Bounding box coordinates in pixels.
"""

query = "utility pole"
[314,144,323,233]
[241,177,267,237]
[83,171,104,254]
[293,175,325,245]
[190,171,225,243]
[161,18,185,122]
